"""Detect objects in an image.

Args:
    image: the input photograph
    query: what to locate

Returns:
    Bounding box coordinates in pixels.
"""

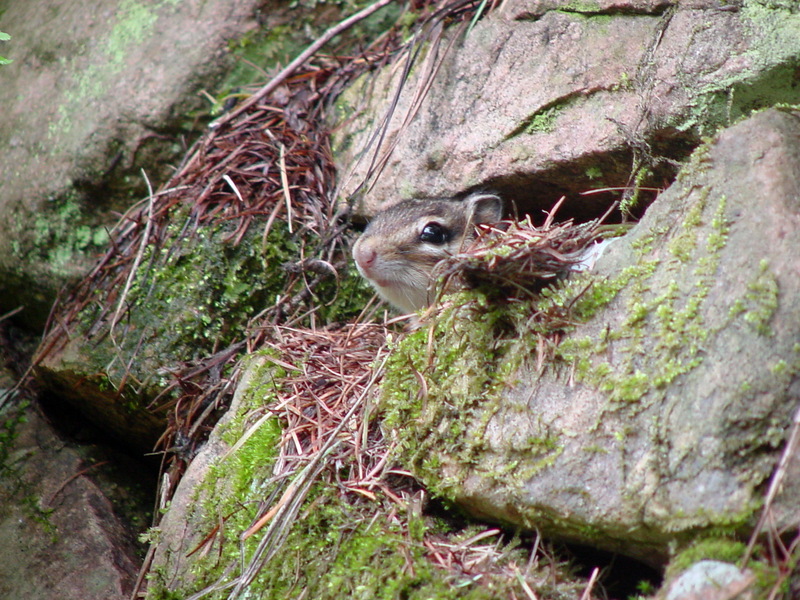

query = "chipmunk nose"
[353,242,377,270]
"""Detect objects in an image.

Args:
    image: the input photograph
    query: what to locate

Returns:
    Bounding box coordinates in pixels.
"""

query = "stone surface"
[505,0,719,17]
[0,0,263,330]
[144,355,263,598]
[382,108,800,564]
[665,560,753,600]
[336,2,800,220]
[0,402,144,600]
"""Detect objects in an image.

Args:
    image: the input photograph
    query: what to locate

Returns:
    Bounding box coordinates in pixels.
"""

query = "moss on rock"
[373,110,800,564]
[145,354,580,600]
[36,205,372,450]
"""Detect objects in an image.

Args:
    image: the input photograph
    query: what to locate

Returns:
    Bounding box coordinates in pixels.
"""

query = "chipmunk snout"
[353,240,377,272]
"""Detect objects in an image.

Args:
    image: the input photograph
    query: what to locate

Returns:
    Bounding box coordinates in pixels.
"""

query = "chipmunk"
[352,192,504,314]
[352,192,614,314]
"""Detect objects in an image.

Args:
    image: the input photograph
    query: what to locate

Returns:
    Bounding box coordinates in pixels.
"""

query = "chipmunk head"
[352,192,503,314]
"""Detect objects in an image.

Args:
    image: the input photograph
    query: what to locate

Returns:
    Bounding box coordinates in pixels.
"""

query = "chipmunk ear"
[464,192,503,225]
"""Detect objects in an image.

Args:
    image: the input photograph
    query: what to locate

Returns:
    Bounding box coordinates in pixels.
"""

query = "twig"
[742,400,800,565]
[0,305,23,324]
[579,566,600,600]
[514,565,539,600]
[223,174,244,203]
[110,170,156,335]
[278,143,294,234]
[42,461,110,509]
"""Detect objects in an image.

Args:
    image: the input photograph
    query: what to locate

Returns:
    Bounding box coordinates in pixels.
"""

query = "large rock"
[0,401,144,599]
[0,0,264,330]
[381,108,800,564]
[141,110,800,598]
[336,2,800,219]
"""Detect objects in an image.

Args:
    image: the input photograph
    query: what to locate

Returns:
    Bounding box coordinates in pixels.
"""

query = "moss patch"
[558,192,730,417]
[670,2,800,137]
[9,192,110,278]
[77,204,368,386]
[49,0,172,143]
[0,402,55,532]
[380,294,568,499]
[664,536,785,596]
[374,125,794,548]
[211,0,403,116]
[507,97,576,138]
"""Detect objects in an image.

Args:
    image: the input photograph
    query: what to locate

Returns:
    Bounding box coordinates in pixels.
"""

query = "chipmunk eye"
[419,222,450,245]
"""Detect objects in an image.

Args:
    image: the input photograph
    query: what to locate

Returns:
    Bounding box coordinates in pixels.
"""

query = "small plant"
[0,32,11,65]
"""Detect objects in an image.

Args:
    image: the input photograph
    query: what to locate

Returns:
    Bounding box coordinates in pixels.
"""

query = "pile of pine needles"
[436,199,613,305]
[256,323,391,486]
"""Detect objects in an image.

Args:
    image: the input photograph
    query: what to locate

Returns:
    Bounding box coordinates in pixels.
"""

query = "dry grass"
[253,323,393,495]
[192,322,597,600]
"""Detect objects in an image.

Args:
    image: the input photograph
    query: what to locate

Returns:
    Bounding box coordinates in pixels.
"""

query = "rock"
[144,355,266,597]
[507,0,718,18]
[0,402,143,599]
[665,560,753,600]
[9,0,800,595]
[380,108,800,564]
[0,0,264,330]
[19,0,388,450]
[335,3,800,219]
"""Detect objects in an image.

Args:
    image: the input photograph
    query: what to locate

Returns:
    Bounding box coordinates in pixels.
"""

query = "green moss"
[666,537,747,578]
[0,402,57,536]
[728,260,778,336]
[145,390,283,597]
[380,294,569,498]
[522,105,562,134]
[508,100,571,137]
[9,192,109,277]
[50,0,173,142]
[214,491,540,600]
[559,180,732,412]
[619,165,653,218]
[0,30,10,65]
[70,206,371,405]
[666,199,703,263]
[740,259,779,336]
[584,166,603,180]
[213,1,402,115]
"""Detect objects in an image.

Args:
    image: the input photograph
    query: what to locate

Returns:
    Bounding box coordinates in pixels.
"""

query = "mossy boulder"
[0,0,393,332]
[34,217,291,451]
[144,353,589,600]
[35,205,371,452]
[380,108,800,564]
